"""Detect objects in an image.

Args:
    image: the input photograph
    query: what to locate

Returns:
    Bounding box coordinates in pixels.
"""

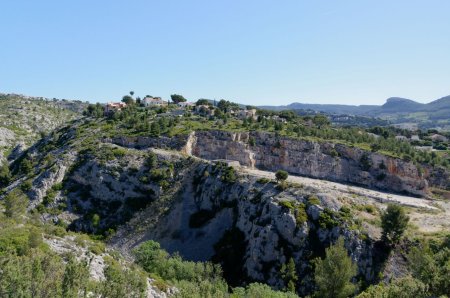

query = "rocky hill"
[0,93,86,163]
[1,99,450,297]
[0,111,448,295]
[0,123,375,295]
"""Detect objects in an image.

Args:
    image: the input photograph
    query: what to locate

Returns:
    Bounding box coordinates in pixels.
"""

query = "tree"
[133,240,168,274]
[0,162,11,186]
[381,204,409,245]
[312,115,330,128]
[313,237,357,298]
[150,122,160,137]
[275,170,289,182]
[20,158,33,175]
[196,99,210,106]
[121,95,134,105]
[145,152,158,168]
[4,192,27,219]
[170,94,187,104]
[280,258,298,293]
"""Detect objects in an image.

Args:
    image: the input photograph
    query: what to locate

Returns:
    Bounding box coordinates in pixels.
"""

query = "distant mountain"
[380,97,424,113]
[260,95,450,130]
[259,102,378,115]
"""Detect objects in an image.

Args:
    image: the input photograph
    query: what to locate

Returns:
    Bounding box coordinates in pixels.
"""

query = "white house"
[177,102,194,108]
[143,96,167,107]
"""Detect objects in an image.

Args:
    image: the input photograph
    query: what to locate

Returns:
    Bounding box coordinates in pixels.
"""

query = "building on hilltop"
[104,102,127,115]
[177,102,195,108]
[237,108,258,120]
[143,96,167,107]
[194,104,215,116]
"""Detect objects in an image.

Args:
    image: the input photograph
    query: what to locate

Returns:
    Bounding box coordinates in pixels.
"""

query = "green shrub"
[307,195,321,206]
[275,170,289,182]
[221,166,237,183]
[364,204,377,214]
[112,148,126,158]
[276,181,288,191]
[150,169,169,182]
[257,177,270,184]
[20,180,33,192]
[294,203,308,225]
[318,208,338,229]
[279,200,295,210]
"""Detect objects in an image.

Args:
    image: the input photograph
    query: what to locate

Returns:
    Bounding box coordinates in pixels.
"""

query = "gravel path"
[242,167,438,210]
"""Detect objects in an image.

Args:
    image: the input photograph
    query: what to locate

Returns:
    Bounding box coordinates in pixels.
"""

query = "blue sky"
[1,1,449,105]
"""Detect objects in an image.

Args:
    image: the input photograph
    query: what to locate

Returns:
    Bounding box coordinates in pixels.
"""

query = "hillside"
[261,95,450,130]
[1,100,450,297]
[0,93,87,163]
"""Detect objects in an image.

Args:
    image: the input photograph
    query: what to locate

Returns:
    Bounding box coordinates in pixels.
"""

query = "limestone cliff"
[108,130,438,197]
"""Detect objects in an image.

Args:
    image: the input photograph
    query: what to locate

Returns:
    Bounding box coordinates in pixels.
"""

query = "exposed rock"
[104,130,438,196]
[7,142,27,161]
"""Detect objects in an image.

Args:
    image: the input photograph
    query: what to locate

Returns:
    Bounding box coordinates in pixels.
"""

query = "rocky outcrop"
[109,160,375,295]
[28,151,77,208]
[188,130,429,196]
[106,130,433,196]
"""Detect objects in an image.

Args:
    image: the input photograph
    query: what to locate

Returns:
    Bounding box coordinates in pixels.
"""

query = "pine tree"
[381,204,409,245]
[280,257,298,293]
[313,238,357,298]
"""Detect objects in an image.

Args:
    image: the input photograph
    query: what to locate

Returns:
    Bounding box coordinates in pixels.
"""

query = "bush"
[112,148,126,158]
[145,152,158,168]
[20,158,33,175]
[256,177,270,184]
[275,170,288,182]
[276,180,288,191]
[221,166,237,184]
[318,208,338,229]
[20,180,33,192]
[150,169,169,182]
[307,195,321,206]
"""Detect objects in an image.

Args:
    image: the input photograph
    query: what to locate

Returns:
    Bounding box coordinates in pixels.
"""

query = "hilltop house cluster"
[103,96,258,120]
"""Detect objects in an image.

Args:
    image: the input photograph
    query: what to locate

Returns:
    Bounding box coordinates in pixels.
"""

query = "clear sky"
[1,1,449,105]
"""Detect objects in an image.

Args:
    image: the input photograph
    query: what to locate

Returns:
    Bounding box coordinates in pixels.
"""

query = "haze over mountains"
[261,95,450,130]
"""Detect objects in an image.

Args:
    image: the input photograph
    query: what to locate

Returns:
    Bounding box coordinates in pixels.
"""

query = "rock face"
[106,130,435,196]
[9,132,377,296]
[188,131,429,196]
[116,161,375,296]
